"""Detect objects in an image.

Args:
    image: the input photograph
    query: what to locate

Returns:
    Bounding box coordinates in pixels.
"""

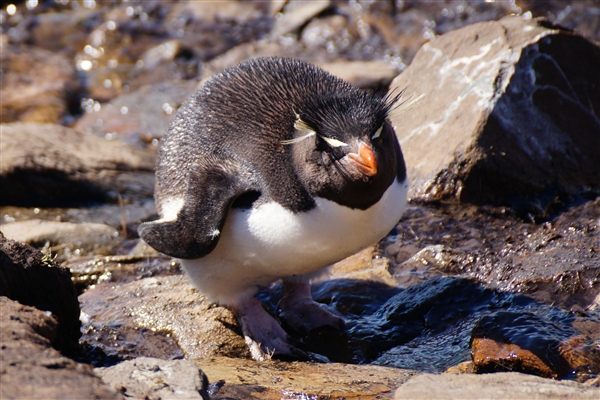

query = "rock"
[0,123,154,206]
[393,372,599,399]
[325,246,398,286]
[1,45,79,124]
[390,16,600,215]
[271,0,331,37]
[167,1,270,25]
[384,199,600,311]
[96,357,209,400]
[74,80,198,146]
[79,275,250,361]
[0,233,80,353]
[0,297,120,399]
[202,356,412,399]
[472,338,558,378]
[1,219,121,262]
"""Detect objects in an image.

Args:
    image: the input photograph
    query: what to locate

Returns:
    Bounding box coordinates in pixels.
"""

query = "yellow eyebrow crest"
[320,136,348,148]
[371,125,383,139]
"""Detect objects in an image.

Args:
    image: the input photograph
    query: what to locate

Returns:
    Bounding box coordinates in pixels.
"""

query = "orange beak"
[347,143,377,177]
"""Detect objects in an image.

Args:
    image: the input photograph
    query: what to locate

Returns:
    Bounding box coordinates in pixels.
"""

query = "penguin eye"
[371,124,384,140]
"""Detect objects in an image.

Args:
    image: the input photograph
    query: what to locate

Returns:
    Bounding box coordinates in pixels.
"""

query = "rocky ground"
[1,1,600,399]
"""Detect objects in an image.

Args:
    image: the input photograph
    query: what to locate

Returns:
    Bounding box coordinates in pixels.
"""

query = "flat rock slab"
[394,372,599,399]
[1,219,120,262]
[391,15,600,215]
[96,357,209,400]
[0,122,154,206]
[200,356,413,399]
[79,275,250,361]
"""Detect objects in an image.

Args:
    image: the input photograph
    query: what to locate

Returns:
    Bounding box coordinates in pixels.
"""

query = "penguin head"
[285,91,404,210]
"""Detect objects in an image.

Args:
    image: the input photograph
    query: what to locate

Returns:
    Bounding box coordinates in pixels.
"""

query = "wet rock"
[559,334,600,380]
[96,357,209,400]
[66,252,176,294]
[202,356,412,400]
[0,123,154,207]
[0,297,120,399]
[74,80,198,146]
[390,16,600,215]
[472,338,558,378]
[385,199,600,311]
[471,311,600,380]
[0,233,80,353]
[1,45,79,124]
[79,275,250,361]
[393,372,599,399]
[1,219,121,263]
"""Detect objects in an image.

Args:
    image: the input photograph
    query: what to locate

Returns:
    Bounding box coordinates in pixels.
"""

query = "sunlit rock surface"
[393,372,599,399]
[391,16,600,216]
[0,123,154,207]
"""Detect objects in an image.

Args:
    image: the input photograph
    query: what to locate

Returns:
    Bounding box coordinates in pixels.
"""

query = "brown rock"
[1,45,79,123]
[0,297,119,399]
[558,335,600,377]
[471,337,557,379]
[0,122,154,206]
[0,233,80,353]
[390,16,600,215]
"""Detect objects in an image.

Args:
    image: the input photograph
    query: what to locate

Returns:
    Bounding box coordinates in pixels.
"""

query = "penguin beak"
[347,142,377,177]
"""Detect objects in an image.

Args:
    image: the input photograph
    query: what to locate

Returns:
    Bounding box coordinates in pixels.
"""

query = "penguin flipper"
[138,167,253,259]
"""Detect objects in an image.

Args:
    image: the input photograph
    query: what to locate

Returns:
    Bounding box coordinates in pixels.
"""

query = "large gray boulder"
[391,16,600,217]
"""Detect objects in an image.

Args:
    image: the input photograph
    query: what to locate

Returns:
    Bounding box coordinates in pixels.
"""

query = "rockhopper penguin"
[138,57,408,361]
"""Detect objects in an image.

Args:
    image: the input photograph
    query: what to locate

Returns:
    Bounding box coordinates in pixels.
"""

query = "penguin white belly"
[180,179,408,304]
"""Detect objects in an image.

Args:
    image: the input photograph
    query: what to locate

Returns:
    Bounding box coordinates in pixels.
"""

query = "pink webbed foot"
[277,279,345,336]
[230,296,310,361]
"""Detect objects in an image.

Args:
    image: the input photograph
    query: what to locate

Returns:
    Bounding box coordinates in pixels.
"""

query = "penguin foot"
[278,280,345,336]
[230,296,311,361]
